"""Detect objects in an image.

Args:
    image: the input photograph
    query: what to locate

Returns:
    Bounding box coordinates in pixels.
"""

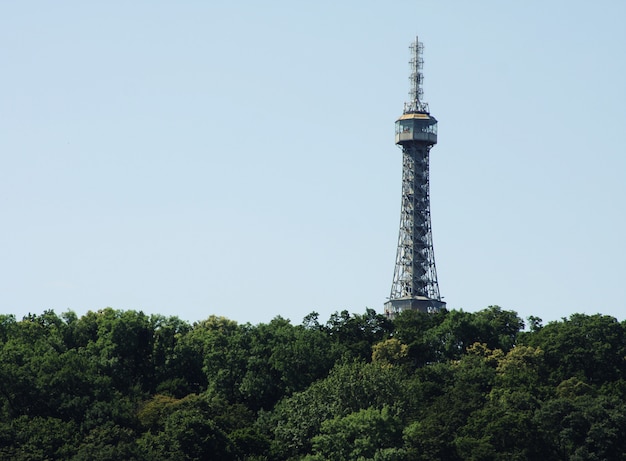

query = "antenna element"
[404,36,429,113]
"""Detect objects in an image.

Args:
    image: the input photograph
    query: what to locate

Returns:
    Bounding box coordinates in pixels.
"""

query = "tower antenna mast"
[404,37,429,114]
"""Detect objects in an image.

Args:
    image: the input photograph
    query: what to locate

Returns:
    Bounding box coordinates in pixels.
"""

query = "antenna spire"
[404,36,429,114]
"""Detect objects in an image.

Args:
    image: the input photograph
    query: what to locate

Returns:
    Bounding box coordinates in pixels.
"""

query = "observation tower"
[384,37,445,317]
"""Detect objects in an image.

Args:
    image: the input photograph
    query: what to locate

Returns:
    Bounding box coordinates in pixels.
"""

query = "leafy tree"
[534,394,626,460]
[246,316,338,409]
[5,415,79,460]
[456,389,545,461]
[0,310,72,419]
[138,391,267,459]
[139,407,235,461]
[0,306,625,460]
[520,314,626,385]
[422,307,524,362]
[308,406,405,461]
[187,315,247,403]
[452,344,548,460]
[403,345,498,461]
[0,314,16,343]
[85,309,155,393]
[392,308,446,367]
[149,314,192,395]
[494,344,545,394]
[372,338,410,367]
[71,422,141,461]
[267,360,409,459]
[325,308,393,360]
[137,394,181,431]
[473,305,524,352]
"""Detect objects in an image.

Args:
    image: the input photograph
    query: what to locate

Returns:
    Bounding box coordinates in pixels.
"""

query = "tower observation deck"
[384,36,445,317]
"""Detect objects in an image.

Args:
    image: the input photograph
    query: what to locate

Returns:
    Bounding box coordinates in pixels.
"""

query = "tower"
[384,36,445,317]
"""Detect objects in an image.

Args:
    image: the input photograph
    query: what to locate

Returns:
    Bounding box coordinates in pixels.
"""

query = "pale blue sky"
[1,1,624,326]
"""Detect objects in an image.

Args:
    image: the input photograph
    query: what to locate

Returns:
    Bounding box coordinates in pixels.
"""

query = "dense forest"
[0,306,625,460]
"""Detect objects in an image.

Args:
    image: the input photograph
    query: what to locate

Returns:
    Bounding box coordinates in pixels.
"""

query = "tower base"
[384,296,445,318]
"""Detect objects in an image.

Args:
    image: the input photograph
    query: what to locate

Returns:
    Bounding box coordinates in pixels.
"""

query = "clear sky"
[1,1,625,326]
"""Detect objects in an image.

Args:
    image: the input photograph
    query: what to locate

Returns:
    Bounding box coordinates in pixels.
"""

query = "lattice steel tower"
[384,36,445,317]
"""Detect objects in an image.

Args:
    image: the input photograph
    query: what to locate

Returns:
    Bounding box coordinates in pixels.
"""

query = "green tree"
[0,314,16,343]
[534,394,626,460]
[422,307,524,362]
[149,314,193,396]
[188,315,247,403]
[391,308,446,367]
[494,345,545,394]
[0,310,74,419]
[403,346,498,461]
[372,338,410,367]
[473,305,524,352]
[456,389,545,461]
[86,309,155,393]
[520,314,626,385]
[71,422,141,461]
[309,406,405,461]
[139,407,235,461]
[325,308,393,360]
[5,415,79,460]
[267,360,409,459]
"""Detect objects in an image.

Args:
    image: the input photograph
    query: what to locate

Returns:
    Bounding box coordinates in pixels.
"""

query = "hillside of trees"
[1,306,625,460]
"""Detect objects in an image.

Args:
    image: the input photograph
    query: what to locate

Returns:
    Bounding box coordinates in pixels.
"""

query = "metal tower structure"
[384,36,445,317]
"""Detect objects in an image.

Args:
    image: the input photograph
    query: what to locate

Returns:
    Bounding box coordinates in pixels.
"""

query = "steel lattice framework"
[384,36,445,317]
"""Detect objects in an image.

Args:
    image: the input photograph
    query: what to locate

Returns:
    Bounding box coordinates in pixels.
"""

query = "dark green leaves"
[0,307,624,460]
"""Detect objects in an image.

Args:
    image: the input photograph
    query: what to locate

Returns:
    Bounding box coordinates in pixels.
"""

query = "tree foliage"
[0,307,624,459]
